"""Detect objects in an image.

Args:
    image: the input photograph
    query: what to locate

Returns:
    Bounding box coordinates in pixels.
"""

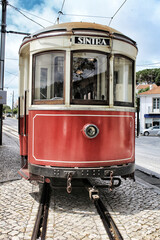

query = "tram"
[18,22,138,191]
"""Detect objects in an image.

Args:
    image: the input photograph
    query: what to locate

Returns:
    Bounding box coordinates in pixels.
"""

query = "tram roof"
[34,22,121,35]
[21,22,137,47]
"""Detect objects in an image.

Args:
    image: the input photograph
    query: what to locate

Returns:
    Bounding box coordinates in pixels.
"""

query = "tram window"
[114,56,134,107]
[71,51,108,105]
[33,51,65,104]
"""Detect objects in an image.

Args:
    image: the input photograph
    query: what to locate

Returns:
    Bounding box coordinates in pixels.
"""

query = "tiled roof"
[138,86,160,95]
[136,84,157,90]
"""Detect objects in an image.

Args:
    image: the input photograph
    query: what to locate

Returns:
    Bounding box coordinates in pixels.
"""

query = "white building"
[138,86,160,131]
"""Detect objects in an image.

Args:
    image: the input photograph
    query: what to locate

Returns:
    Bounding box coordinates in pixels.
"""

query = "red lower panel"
[28,110,135,167]
[19,116,28,156]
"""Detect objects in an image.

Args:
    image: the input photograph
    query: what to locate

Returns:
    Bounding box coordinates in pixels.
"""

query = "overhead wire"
[108,0,128,26]
[137,62,160,67]
[14,8,54,25]
[8,3,45,28]
[6,58,18,61]
[56,0,127,26]
[5,70,18,77]
[62,13,111,19]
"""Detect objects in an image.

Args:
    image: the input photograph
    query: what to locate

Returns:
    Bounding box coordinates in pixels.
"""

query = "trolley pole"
[0,0,7,145]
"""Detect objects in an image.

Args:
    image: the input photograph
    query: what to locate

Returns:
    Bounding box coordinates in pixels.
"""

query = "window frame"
[32,50,66,105]
[113,54,135,107]
[70,50,109,105]
[153,98,160,110]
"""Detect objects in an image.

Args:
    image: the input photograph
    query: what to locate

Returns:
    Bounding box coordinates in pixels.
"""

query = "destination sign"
[75,36,110,46]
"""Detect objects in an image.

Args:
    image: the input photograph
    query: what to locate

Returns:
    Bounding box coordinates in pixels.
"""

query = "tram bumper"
[29,162,135,179]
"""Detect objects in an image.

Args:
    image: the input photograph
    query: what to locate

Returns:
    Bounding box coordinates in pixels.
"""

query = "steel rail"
[31,182,51,240]
[94,198,123,240]
[3,125,19,139]
[84,179,123,240]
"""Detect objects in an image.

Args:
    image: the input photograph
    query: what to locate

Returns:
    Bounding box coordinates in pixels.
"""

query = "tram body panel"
[28,110,135,168]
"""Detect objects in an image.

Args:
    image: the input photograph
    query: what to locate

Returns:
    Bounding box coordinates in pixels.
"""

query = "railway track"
[31,179,123,240]
[84,179,124,240]
[31,182,51,240]
[3,125,19,139]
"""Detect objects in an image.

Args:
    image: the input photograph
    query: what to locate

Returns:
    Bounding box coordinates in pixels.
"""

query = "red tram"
[18,22,138,191]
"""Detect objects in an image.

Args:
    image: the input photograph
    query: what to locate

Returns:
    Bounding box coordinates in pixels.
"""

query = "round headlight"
[83,124,99,139]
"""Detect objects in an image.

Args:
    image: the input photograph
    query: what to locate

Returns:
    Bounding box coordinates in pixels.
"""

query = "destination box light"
[0,90,7,104]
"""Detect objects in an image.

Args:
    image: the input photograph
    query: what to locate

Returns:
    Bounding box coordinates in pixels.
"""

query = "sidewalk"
[135,136,160,179]
[0,132,21,182]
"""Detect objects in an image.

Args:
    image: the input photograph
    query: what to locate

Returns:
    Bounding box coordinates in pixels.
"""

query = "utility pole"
[0,0,7,145]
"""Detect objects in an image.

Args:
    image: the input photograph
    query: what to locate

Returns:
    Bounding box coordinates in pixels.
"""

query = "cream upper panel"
[29,35,72,54]
[112,39,137,60]
[28,35,137,60]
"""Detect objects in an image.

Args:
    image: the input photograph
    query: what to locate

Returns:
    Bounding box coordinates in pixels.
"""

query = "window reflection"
[72,52,108,103]
[33,52,64,102]
[114,56,133,105]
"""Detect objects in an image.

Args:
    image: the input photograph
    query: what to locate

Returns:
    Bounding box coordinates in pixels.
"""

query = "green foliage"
[13,108,18,114]
[3,105,11,113]
[3,105,18,115]
[138,86,150,94]
[136,68,160,85]
[155,71,160,86]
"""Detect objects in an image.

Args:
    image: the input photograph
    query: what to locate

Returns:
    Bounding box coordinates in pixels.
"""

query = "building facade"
[138,86,160,131]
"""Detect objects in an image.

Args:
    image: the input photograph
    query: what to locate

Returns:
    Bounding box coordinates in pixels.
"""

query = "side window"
[114,55,134,107]
[33,51,65,104]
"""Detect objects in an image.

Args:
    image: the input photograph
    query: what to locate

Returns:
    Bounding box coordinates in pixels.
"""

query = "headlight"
[82,124,99,139]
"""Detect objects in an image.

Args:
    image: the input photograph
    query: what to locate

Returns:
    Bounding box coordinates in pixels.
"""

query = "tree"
[13,107,18,115]
[3,105,11,113]
[155,71,160,86]
[136,68,160,84]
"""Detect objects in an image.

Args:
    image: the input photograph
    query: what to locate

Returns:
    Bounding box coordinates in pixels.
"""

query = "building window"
[114,55,134,107]
[71,51,109,105]
[153,98,160,110]
[33,51,65,104]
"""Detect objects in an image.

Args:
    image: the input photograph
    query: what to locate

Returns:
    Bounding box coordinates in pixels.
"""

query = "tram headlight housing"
[82,124,99,139]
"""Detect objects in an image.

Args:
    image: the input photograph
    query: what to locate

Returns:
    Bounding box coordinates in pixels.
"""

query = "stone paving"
[0,178,160,240]
[97,178,160,240]
[0,132,21,182]
[0,180,39,240]
[45,186,108,240]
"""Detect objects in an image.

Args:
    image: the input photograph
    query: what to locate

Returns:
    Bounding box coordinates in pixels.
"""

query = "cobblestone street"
[0,177,160,239]
[0,132,20,182]
[0,132,160,239]
[100,179,160,240]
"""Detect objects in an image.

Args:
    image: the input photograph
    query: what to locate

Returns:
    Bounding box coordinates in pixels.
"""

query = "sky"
[1,0,160,107]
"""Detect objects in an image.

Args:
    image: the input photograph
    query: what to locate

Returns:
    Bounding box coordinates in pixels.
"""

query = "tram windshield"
[71,51,108,104]
[33,51,65,103]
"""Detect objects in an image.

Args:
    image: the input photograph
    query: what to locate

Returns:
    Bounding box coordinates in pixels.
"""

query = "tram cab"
[18,22,138,186]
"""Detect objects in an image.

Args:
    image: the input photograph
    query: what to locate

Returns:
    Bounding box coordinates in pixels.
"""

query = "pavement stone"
[0,179,39,240]
[97,178,160,240]
[46,187,109,240]
[0,132,20,182]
